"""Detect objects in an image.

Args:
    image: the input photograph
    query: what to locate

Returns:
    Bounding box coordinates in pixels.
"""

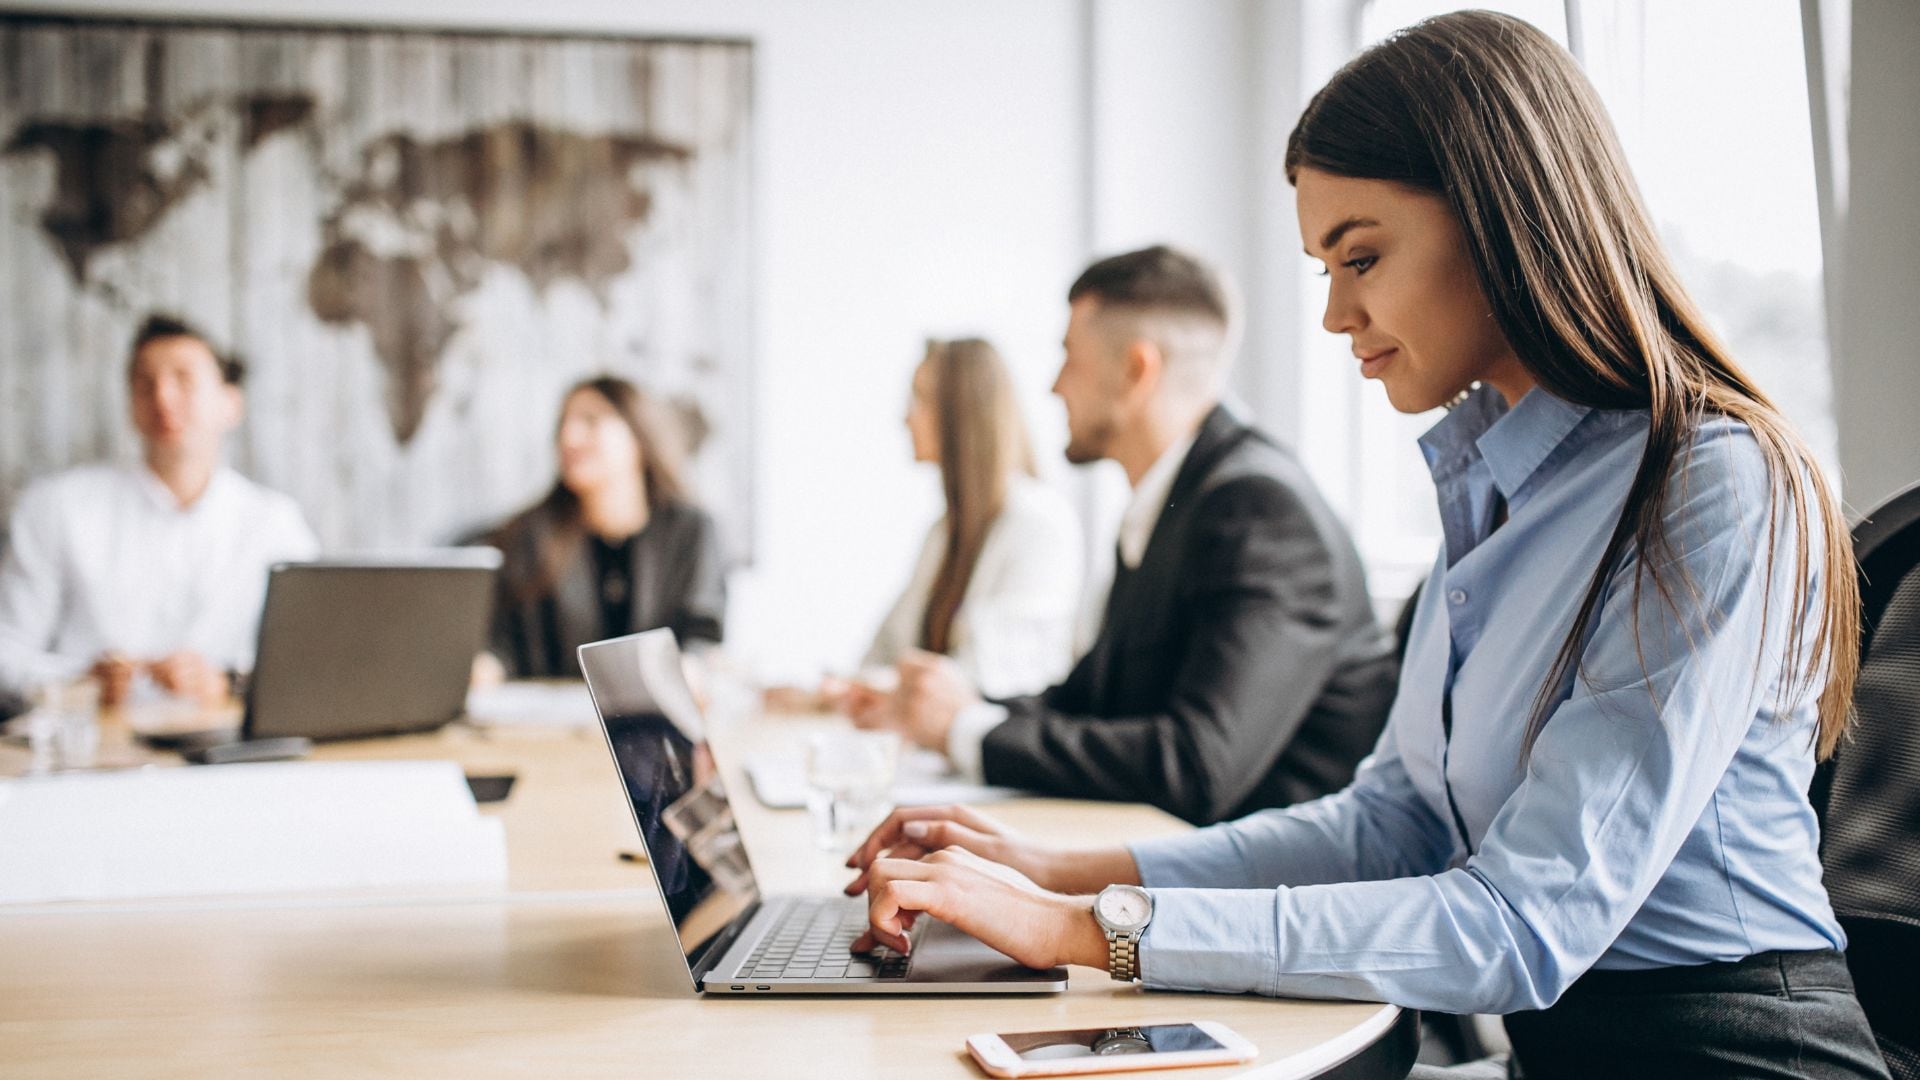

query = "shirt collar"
[127,460,235,515]
[1419,385,1591,502]
[1117,429,1197,569]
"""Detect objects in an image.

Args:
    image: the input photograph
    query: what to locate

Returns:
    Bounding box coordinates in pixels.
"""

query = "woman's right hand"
[843,804,1057,895]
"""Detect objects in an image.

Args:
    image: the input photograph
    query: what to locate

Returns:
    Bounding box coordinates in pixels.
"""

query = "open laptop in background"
[147,549,500,762]
[579,629,1067,995]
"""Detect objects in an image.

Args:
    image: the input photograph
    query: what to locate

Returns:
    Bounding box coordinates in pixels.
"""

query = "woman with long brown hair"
[485,375,725,678]
[838,13,1886,1078]
[852,338,1081,699]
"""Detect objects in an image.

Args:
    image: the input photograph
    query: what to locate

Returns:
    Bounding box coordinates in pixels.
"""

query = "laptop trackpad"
[904,919,1067,984]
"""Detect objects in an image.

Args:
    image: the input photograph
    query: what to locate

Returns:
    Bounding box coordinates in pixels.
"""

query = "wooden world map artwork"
[0,17,753,554]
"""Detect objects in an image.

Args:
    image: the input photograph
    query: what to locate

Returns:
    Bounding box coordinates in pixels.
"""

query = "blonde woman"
[851,338,1082,701]
[778,340,1081,713]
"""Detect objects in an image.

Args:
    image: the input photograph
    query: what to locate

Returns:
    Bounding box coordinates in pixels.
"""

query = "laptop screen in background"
[581,631,760,973]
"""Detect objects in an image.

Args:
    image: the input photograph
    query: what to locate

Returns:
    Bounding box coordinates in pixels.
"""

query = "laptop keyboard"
[734,897,912,981]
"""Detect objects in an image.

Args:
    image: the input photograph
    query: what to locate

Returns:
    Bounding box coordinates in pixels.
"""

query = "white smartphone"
[966,1020,1257,1078]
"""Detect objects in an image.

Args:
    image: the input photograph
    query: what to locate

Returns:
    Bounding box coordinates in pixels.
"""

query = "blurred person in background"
[775,337,1081,714]
[0,314,318,711]
[481,375,726,680]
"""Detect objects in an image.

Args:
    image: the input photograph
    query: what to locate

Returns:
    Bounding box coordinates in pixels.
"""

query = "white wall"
[1076,1,1260,550]
[1070,1,1358,570]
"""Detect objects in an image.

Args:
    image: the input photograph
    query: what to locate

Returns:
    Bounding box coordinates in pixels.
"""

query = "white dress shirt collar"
[1116,430,1198,570]
[126,461,236,516]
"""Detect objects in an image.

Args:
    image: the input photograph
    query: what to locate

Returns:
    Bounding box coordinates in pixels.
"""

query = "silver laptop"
[579,629,1067,995]
[146,550,500,760]
[245,551,501,741]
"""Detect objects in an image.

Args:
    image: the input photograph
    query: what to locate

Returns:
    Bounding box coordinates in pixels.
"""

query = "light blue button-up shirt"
[1129,385,1842,1014]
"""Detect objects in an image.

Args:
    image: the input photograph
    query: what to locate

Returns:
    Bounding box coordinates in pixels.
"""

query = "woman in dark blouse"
[486,376,726,678]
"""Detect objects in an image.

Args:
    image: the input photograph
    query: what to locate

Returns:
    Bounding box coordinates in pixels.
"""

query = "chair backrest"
[1815,481,1920,1079]
[1392,580,1423,671]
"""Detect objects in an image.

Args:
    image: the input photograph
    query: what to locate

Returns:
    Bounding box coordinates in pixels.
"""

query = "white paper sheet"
[0,761,507,904]
[743,747,1028,809]
[464,681,597,728]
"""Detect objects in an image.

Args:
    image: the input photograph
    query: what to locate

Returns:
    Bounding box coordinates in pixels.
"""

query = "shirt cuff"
[1139,887,1282,996]
[945,701,1009,784]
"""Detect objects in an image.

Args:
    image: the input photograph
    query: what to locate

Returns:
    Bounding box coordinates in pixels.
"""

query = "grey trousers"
[1408,1058,1508,1080]
[1415,951,1888,1080]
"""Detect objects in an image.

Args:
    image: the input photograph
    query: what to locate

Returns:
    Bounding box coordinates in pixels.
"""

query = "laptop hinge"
[688,895,766,986]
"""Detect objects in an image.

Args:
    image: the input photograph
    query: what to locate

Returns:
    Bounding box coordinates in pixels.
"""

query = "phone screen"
[1000,1023,1224,1061]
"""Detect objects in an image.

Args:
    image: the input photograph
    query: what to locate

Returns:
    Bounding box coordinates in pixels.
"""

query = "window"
[1569,1,1836,477]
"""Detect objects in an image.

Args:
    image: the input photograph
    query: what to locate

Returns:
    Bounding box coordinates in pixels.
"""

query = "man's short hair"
[127,313,246,386]
[1067,245,1232,327]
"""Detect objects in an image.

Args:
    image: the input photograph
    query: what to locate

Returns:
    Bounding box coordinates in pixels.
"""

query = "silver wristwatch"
[1093,884,1153,983]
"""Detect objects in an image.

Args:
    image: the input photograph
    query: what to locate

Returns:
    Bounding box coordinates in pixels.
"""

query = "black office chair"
[1393,579,1424,670]
[1813,481,1920,1080]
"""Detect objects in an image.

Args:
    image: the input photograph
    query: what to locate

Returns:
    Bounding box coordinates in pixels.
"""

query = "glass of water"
[805,730,900,851]
[25,678,101,773]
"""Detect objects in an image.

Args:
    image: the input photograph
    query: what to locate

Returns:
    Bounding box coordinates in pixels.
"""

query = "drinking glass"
[804,730,899,851]
[27,678,101,773]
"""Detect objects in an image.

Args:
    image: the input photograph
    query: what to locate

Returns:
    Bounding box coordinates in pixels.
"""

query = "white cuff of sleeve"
[945,701,1010,784]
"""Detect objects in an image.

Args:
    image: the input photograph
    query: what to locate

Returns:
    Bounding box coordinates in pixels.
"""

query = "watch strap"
[1106,928,1141,983]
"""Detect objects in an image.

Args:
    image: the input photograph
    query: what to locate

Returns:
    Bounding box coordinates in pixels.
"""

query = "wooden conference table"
[0,698,1415,1079]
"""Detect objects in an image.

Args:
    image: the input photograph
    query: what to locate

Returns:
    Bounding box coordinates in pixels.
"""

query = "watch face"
[1096,886,1150,930]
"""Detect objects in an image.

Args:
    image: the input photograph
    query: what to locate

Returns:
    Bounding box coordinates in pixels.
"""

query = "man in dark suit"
[850,245,1397,825]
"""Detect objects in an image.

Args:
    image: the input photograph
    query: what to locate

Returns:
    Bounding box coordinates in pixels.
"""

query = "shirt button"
[1447,589,1468,605]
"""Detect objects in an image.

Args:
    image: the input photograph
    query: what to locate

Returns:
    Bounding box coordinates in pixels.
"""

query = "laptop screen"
[579,630,760,976]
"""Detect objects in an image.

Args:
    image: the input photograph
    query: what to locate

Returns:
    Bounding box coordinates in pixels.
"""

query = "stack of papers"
[743,747,1028,809]
[0,761,507,904]
[464,681,597,728]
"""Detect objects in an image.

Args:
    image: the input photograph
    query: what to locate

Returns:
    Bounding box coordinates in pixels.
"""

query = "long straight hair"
[1285,11,1857,759]
[919,338,1037,655]
[513,375,693,604]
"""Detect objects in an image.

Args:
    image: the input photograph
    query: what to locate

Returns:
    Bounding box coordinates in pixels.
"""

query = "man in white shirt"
[848,246,1397,825]
[0,315,319,709]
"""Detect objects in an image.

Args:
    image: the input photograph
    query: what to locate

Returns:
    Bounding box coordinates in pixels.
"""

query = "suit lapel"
[1132,404,1247,578]
[627,519,662,634]
[550,527,602,646]
[1083,406,1250,698]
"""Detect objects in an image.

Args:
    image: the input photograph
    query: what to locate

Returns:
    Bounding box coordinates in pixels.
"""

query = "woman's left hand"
[850,846,1109,972]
